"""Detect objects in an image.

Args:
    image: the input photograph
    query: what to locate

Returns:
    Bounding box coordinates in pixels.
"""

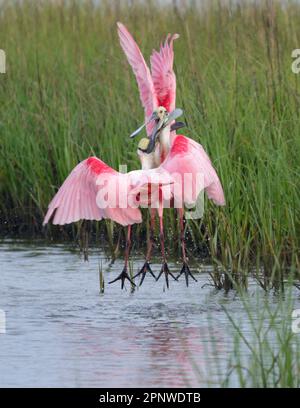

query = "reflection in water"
[0,240,298,387]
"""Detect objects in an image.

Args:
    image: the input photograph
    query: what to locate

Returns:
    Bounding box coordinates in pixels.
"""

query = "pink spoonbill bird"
[43,155,173,289]
[118,23,225,286]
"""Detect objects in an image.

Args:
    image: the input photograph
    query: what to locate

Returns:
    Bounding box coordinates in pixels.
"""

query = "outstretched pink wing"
[43,157,174,227]
[150,33,179,113]
[43,158,107,225]
[117,22,158,135]
[43,157,143,226]
[161,135,225,206]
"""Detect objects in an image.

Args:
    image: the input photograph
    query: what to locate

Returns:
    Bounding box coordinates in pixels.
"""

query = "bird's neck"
[139,152,156,170]
[159,126,171,163]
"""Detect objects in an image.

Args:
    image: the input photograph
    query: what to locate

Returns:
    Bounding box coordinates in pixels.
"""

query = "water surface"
[0,240,298,387]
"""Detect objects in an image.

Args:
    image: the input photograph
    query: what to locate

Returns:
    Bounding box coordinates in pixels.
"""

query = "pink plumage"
[117,22,158,135]
[43,158,106,225]
[117,22,179,134]
[161,135,225,207]
[43,157,173,227]
[150,33,179,113]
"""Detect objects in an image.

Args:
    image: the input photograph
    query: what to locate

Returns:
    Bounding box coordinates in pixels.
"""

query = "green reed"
[221,285,300,387]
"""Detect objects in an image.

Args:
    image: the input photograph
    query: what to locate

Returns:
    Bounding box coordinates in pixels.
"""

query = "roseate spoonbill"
[118,23,225,286]
[43,156,173,289]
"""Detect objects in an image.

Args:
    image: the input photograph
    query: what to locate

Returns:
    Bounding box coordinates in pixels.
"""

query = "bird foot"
[133,261,156,286]
[156,262,177,289]
[177,262,197,287]
[109,267,136,289]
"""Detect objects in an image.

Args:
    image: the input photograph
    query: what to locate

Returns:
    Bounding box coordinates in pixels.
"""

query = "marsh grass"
[221,286,300,387]
[0,0,300,284]
[173,277,300,387]
[99,260,105,294]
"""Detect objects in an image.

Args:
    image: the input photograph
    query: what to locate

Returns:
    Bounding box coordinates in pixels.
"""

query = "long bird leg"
[134,209,156,285]
[109,226,136,289]
[176,208,197,286]
[156,209,177,288]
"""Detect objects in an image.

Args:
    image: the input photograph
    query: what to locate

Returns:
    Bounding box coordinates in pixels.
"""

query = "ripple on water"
[0,240,299,387]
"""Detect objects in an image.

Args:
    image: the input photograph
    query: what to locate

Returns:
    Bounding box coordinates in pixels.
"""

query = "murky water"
[0,240,299,387]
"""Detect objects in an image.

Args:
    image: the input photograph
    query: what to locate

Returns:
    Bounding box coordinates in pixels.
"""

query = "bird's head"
[130,106,186,154]
[156,106,168,121]
[146,107,186,154]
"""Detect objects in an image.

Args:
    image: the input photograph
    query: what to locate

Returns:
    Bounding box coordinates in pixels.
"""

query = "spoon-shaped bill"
[129,112,158,138]
[166,108,183,124]
[130,122,146,138]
